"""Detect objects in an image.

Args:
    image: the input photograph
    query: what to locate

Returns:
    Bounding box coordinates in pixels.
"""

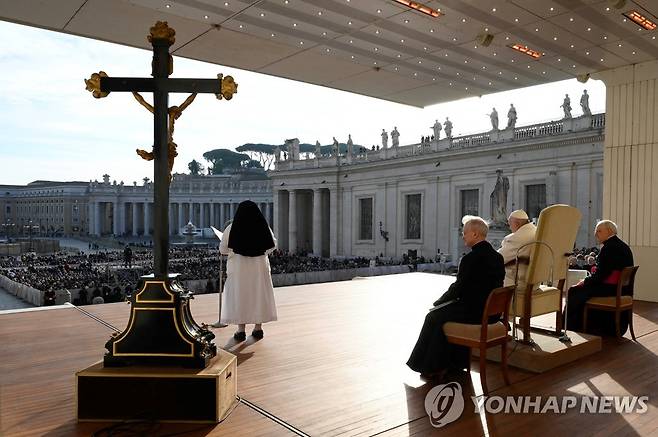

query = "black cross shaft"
[98,39,221,278]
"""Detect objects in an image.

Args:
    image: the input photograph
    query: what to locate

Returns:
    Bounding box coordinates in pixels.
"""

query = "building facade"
[269,114,606,262]
[1,172,273,239]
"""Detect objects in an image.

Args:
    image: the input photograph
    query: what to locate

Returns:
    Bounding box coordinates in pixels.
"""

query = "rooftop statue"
[432,120,442,140]
[444,117,453,139]
[507,104,517,129]
[489,107,499,131]
[381,129,389,149]
[580,90,591,116]
[561,94,572,119]
[391,127,400,147]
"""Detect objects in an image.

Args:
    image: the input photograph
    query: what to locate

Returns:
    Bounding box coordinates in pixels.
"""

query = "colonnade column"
[329,188,338,257]
[144,202,151,237]
[177,202,184,235]
[210,202,215,229]
[94,202,102,236]
[132,202,139,236]
[312,189,322,257]
[288,190,297,253]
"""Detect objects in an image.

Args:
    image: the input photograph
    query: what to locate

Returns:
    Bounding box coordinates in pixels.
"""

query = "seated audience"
[565,220,634,335]
[406,216,504,379]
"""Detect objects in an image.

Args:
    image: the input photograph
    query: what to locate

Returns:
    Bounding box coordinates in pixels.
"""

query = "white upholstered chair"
[510,204,582,343]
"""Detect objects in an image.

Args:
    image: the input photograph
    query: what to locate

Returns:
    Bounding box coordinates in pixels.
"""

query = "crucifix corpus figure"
[132,91,197,179]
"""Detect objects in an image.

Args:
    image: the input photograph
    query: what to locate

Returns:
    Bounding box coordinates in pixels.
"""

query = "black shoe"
[252,329,264,339]
[233,331,246,341]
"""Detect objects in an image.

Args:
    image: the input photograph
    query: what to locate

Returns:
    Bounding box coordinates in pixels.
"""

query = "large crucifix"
[85,21,237,278]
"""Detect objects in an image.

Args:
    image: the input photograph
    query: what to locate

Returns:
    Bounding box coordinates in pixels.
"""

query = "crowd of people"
[0,246,439,305]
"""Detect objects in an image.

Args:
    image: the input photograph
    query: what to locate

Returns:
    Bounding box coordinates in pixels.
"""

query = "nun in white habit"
[219,200,278,341]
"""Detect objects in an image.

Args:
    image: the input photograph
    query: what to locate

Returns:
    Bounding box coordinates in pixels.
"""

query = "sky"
[0,20,607,186]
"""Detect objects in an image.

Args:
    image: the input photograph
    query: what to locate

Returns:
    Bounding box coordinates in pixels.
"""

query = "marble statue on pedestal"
[489,107,499,131]
[490,169,509,226]
[315,140,321,158]
[391,127,400,147]
[332,137,339,156]
[444,117,453,138]
[347,134,354,156]
[432,120,442,140]
[381,129,389,149]
[507,104,517,129]
[580,90,591,116]
[561,94,572,119]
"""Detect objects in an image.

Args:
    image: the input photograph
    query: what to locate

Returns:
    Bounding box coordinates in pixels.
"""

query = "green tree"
[187,159,204,175]
[236,143,277,170]
[202,148,251,174]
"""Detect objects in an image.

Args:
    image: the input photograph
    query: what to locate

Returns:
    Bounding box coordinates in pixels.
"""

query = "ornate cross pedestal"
[104,274,216,368]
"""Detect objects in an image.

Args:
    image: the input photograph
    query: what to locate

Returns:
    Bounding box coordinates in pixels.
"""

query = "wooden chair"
[583,265,639,340]
[511,204,582,343]
[444,285,516,395]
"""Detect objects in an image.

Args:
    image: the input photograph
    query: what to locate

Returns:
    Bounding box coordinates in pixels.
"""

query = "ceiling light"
[225,1,229,5]
[587,27,591,31]
[423,46,427,50]
[239,24,243,28]
[393,0,442,18]
[374,47,378,51]
[165,4,171,8]
[603,35,608,39]
[349,39,353,43]
[204,15,209,19]
[492,8,496,12]
[623,10,657,30]
[569,17,574,22]
[462,18,467,23]
[510,43,543,59]
[433,77,436,81]
[632,51,636,54]
[493,52,497,56]
[586,51,590,55]
[377,9,382,13]
[535,28,539,32]
[373,62,377,65]
[452,37,457,41]
[550,7,554,11]
[514,18,519,22]
[293,23,297,26]
[395,67,399,71]
[553,36,558,40]
[351,55,355,59]
[400,39,405,42]
[348,21,352,25]
[299,41,303,45]
[375,29,380,34]
[488,81,492,85]
[397,54,402,57]
[325,48,330,52]
[317,11,322,16]
[600,58,604,61]
[430,29,435,33]
[414,72,418,76]
[322,31,327,36]
[271,32,275,37]
[260,12,265,17]
[418,60,422,64]
[514,76,518,80]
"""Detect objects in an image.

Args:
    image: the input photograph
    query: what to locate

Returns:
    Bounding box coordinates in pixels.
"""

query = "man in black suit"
[406,216,504,377]
[565,220,634,334]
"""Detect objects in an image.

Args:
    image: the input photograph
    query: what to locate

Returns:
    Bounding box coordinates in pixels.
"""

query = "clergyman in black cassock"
[407,218,504,375]
[566,221,634,335]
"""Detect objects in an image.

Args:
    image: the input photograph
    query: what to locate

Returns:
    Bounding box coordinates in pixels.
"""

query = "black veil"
[227,200,275,257]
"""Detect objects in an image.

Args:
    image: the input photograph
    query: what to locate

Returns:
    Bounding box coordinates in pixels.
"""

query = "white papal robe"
[219,223,278,324]
[498,222,537,288]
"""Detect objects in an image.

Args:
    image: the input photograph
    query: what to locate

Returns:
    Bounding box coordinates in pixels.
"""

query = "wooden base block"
[76,350,236,423]
[474,331,602,373]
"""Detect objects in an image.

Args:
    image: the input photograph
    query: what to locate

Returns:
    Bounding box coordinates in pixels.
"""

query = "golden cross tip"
[84,71,109,98]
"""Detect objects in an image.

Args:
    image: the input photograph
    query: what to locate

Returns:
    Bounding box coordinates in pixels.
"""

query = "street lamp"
[23,220,40,252]
[1,220,16,240]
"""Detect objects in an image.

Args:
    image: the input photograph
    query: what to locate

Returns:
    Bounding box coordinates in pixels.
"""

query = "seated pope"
[497,209,537,289]
[406,216,504,379]
[565,220,634,334]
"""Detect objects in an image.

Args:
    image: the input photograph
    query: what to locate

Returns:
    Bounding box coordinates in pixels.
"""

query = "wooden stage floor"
[1,273,657,436]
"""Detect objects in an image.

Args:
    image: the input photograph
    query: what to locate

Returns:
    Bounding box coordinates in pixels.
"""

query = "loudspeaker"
[577,73,590,83]
[476,32,494,47]
[608,0,626,9]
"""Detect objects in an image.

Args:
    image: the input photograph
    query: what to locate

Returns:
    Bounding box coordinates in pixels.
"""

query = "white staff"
[210,226,228,328]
